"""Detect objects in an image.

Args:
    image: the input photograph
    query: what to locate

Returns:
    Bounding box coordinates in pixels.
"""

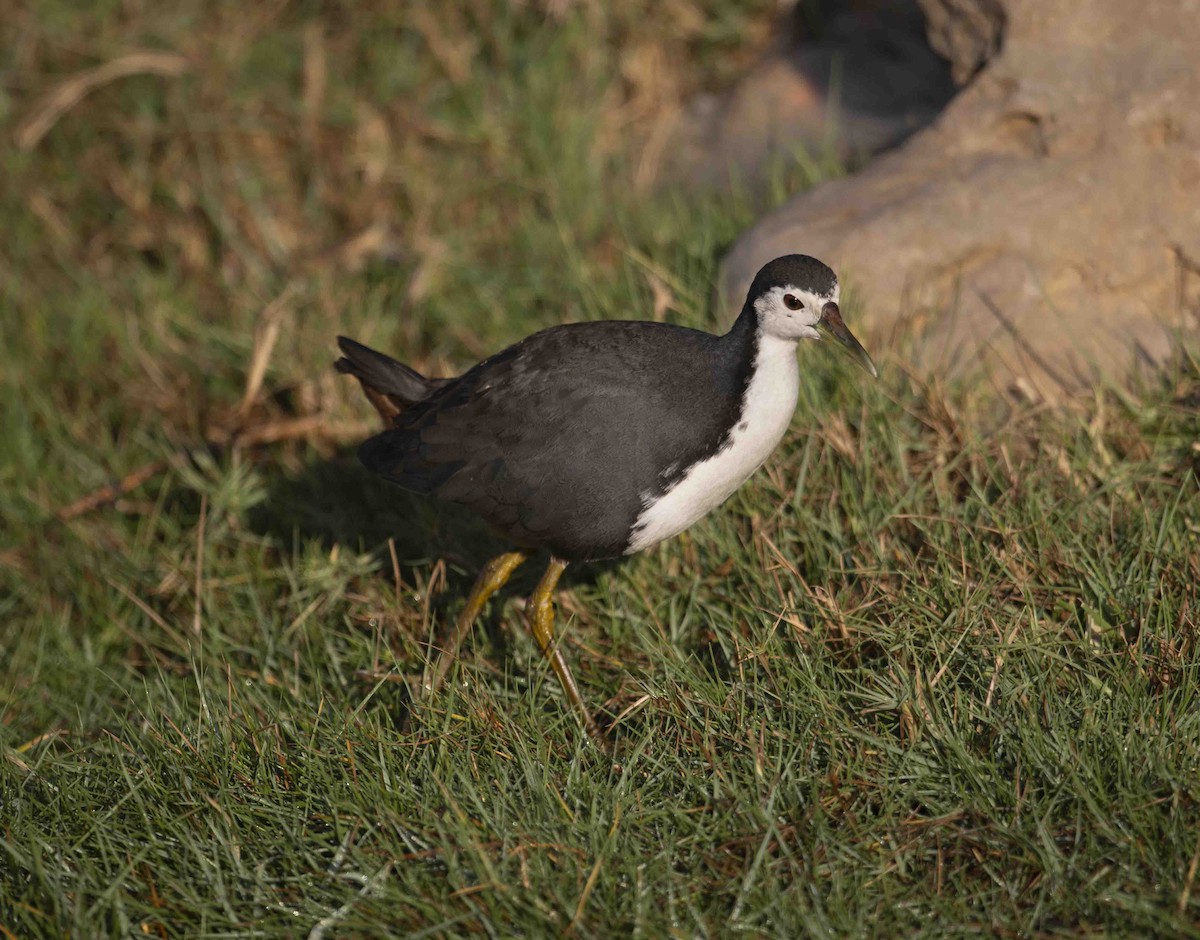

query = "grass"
[2,1,1199,936]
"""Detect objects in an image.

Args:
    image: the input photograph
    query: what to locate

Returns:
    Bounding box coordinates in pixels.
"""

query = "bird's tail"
[334,336,447,424]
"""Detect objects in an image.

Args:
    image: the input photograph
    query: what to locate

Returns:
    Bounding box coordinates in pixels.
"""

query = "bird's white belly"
[626,334,800,553]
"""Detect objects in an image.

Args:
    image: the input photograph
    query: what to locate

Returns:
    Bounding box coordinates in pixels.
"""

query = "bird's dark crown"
[747,254,838,301]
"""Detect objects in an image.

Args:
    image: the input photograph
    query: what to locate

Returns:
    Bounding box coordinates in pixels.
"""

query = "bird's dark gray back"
[358,318,758,560]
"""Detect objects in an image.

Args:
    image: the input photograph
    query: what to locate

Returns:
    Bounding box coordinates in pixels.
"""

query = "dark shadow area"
[246,448,628,695]
[249,447,627,585]
[679,0,977,187]
[791,0,960,123]
[249,450,507,578]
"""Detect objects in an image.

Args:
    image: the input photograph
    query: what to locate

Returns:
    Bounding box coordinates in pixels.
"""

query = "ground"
[1,2,1199,936]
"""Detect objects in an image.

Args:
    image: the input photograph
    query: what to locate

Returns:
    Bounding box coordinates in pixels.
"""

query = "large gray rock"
[722,0,1200,396]
[918,0,1004,83]
[680,2,956,186]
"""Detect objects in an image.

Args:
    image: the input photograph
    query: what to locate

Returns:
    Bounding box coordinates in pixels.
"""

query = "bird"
[335,254,876,750]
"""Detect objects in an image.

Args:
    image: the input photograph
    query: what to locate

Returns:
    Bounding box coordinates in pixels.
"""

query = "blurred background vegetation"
[1,0,834,515]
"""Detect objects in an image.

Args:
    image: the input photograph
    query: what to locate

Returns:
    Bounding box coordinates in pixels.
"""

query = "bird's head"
[748,254,878,378]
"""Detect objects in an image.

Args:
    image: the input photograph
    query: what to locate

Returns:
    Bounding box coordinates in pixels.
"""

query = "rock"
[917,0,1005,83]
[678,1,956,187]
[721,0,1200,397]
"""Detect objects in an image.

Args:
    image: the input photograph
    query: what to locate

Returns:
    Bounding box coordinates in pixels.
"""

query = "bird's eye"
[783,293,802,310]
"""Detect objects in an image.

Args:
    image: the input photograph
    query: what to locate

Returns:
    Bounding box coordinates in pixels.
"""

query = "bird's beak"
[819,302,878,378]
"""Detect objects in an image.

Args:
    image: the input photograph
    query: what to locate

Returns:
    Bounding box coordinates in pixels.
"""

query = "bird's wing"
[357,321,747,555]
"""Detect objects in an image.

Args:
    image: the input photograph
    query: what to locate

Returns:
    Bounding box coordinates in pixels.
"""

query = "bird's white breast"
[626,333,800,553]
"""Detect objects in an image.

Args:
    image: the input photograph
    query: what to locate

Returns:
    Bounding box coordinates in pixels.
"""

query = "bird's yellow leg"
[424,550,527,694]
[528,557,608,751]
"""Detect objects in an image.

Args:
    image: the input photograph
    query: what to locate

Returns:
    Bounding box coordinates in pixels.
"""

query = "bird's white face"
[753,282,840,341]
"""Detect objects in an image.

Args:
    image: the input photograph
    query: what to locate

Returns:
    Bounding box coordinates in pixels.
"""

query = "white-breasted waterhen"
[336,254,876,750]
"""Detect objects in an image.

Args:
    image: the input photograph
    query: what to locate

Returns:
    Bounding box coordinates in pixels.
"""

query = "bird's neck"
[733,316,802,459]
[720,300,800,412]
[726,300,758,345]
[724,299,801,370]
[723,298,761,356]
